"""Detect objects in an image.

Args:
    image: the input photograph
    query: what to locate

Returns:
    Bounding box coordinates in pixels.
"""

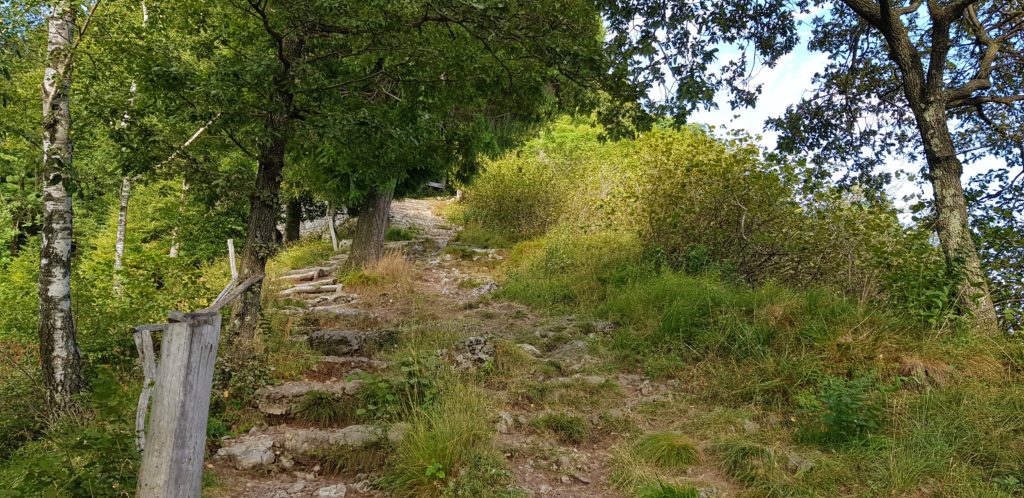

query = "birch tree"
[39,0,84,405]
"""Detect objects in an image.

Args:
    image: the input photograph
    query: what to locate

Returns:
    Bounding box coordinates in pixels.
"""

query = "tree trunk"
[113,176,130,293]
[915,104,999,332]
[284,197,301,243]
[39,1,84,406]
[230,123,288,341]
[346,184,395,270]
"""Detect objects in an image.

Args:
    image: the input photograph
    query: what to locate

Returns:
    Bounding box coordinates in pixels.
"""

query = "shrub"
[795,374,888,446]
[463,119,955,325]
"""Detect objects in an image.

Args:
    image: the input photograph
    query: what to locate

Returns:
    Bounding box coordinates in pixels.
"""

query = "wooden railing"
[131,240,262,498]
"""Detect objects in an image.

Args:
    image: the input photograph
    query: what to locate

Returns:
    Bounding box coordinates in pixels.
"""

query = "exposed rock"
[286,481,307,494]
[552,340,588,358]
[308,330,398,356]
[318,355,389,371]
[591,320,619,333]
[314,483,347,497]
[559,475,572,484]
[446,336,495,370]
[517,344,543,358]
[698,487,720,498]
[496,411,515,434]
[308,293,358,307]
[550,340,596,371]
[786,452,816,474]
[256,380,363,416]
[571,472,591,484]
[283,426,383,455]
[538,484,553,494]
[639,380,653,396]
[308,305,365,319]
[216,434,275,470]
[279,423,407,456]
[470,281,498,298]
[548,374,607,386]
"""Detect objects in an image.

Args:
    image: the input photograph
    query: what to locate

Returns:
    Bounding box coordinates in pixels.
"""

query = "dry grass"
[349,249,415,290]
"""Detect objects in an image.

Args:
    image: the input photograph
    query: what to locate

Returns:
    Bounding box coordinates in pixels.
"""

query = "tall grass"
[379,385,508,497]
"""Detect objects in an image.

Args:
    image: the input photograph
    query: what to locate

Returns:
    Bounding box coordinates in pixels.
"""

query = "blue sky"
[672,12,1005,215]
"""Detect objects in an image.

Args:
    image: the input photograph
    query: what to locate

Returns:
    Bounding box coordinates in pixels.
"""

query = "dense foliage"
[462,119,975,327]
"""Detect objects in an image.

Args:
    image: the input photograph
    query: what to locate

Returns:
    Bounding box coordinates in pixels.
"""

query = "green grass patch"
[379,385,511,497]
[317,440,391,474]
[530,412,591,445]
[632,432,700,470]
[386,226,421,242]
[452,221,511,248]
[637,482,700,498]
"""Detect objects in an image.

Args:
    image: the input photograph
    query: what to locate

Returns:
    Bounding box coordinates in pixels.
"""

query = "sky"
[675,12,1005,216]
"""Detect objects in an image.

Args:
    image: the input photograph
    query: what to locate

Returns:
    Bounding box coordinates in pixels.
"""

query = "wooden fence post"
[136,311,221,498]
[132,269,262,497]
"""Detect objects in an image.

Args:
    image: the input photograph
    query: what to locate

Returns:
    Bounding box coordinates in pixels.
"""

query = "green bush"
[0,371,139,497]
[463,119,956,327]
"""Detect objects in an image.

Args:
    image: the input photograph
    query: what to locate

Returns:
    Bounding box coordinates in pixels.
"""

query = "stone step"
[256,380,363,416]
[215,423,407,471]
[319,355,388,371]
[280,267,333,283]
[281,266,334,278]
[306,304,366,319]
[307,330,398,357]
[305,292,357,308]
[280,283,343,297]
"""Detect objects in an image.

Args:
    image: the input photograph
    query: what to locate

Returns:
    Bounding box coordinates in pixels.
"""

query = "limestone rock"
[496,411,515,434]
[447,336,495,370]
[517,344,543,358]
[256,380,363,416]
[307,330,398,356]
[216,434,275,470]
[314,483,347,497]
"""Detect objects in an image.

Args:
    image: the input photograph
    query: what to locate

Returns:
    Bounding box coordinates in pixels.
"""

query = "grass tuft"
[386,226,420,241]
[637,482,701,498]
[633,432,700,470]
[317,440,391,474]
[530,412,591,445]
[380,385,505,497]
[293,391,356,426]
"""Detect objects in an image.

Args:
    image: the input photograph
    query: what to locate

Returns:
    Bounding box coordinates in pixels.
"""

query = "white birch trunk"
[39,0,84,405]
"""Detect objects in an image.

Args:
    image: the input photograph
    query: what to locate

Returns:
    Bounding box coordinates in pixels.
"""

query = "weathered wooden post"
[136,311,221,498]
[132,240,262,498]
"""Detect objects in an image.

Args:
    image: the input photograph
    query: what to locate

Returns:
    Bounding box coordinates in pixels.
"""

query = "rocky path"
[208,198,725,498]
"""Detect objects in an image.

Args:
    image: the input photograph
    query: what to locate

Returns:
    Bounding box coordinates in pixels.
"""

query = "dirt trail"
[209,198,725,498]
